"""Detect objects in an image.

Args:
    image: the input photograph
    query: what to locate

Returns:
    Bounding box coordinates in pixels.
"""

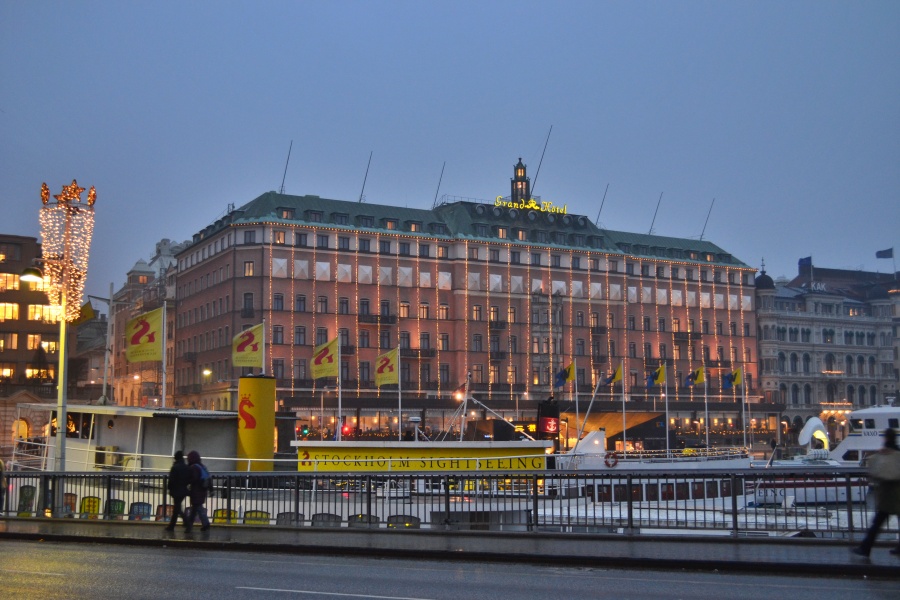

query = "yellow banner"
[375,348,399,387]
[232,323,264,368]
[236,376,275,471]
[295,445,549,472]
[125,307,163,362]
[311,338,339,379]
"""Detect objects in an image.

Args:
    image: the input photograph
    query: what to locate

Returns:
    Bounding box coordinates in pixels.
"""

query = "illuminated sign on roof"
[495,196,568,215]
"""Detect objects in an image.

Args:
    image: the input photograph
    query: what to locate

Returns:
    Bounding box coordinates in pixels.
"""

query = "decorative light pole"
[23,180,96,472]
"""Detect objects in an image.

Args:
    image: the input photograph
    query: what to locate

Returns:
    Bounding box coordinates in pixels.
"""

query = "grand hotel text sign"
[495,196,568,215]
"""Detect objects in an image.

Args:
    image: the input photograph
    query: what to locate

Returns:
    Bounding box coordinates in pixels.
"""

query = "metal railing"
[0,468,879,538]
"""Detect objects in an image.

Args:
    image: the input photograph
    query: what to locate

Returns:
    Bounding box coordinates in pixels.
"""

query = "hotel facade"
[172,161,766,445]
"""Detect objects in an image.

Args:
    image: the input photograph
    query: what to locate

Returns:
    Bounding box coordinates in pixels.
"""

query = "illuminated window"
[472,305,482,321]
[273,230,286,244]
[409,222,421,232]
[438,304,449,320]
[0,274,19,291]
[0,332,17,351]
[27,305,60,323]
[418,303,429,319]
[243,261,254,276]
[438,245,449,258]
[399,302,410,318]
[497,227,508,239]
[0,303,19,321]
[385,219,397,230]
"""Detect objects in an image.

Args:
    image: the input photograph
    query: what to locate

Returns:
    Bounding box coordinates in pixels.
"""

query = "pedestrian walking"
[852,428,900,557]
[184,450,211,532]
[0,458,7,513]
[164,451,191,531]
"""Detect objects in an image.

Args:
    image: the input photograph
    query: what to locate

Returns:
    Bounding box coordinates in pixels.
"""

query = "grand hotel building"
[173,161,768,446]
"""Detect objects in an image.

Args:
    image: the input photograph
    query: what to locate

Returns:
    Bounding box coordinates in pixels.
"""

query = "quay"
[1,516,898,579]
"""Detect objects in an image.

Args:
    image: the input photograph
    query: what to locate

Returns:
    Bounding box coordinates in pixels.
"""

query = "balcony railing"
[358,314,397,325]
[488,320,507,330]
[489,350,507,361]
[590,326,608,335]
[674,332,702,341]
[400,348,437,359]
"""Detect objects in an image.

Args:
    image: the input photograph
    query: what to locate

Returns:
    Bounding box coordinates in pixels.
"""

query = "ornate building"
[755,259,899,443]
[172,161,763,446]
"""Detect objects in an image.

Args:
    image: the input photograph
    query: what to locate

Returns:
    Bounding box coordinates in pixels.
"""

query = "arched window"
[791,384,800,406]
[847,385,855,405]
[845,355,854,375]
[804,384,812,405]
[826,383,836,403]
[857,356,865,376]
[859,386,867,405]
[870,385,877,405]
[790,353,799,373]
[803,354,811,373]
[824,354,835,371]
[779,384,788,404]
[868,357,876,376]
[778,353,786,373]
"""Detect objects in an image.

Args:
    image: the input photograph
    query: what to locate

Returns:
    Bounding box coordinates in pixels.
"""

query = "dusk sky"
[2,1,898,303]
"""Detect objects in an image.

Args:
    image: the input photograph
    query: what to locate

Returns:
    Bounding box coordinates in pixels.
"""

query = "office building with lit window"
[755,260,899,443]
[173,161,763,446]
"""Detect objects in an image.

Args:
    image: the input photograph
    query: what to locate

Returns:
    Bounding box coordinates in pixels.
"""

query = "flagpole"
[260,318,266,376]
[161,303,167,408]
[703,365,710,449]
[459,371,470,442]
[741,375,748,449]
[573,359,578,447]
[337,341,342,441]
[664,365,670,458]
[621,359,626,458]
[397,350,402,442]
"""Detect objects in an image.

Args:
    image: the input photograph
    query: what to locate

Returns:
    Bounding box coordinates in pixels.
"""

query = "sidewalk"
[1,517,897,578]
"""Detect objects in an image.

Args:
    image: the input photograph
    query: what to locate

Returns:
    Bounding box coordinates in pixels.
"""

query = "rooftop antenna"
[358,151,372,203]
[699,198,715,241]
[431,161,446,209]
[279,140,292,195]
[648,192,663,235]
[594,183,610,226]
[530,125,552,197]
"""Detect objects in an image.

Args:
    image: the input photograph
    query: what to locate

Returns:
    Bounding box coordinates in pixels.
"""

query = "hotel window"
[359,329,370,348]
[508,307,517,323]
[440,333,450,351]
[380,300,391,316]
[273,294,284,311]
[576,339,585,356]
[672,318,680,332]
[644,343,652,358]
[643,317,651,331]
[716,321,723,335]
[317,234,329,249]
[338,236,350,250]
[0,332,17,351]
[531,252,541,266]
[656,266,665,277]
[489,248,500,262]
[242,293,253,310]
[658,318,665,332]
[339,328,350,347]
[0,303,19,321]
[628,343,637,358]
[475,224,488,236]
[294,232,307,247]
[469,247,479,260]
[317,295,328,314]
[273,230,286,244]
[380,330,391,349]
[380,240,392,254]
[471,364,484,384]
[510,251,520,264]
[359,238,370,252]
[385,219,398,230]
[551,255,561,267]
[409,222,421,232]
[572,256,581,269]
[399,302,410,318]
[399,331,410,349]
[359,215,374,227]
[439,363,450,384]
[419,244,430,258]
[420,333,430,350]
[243,261,254,276]
[359,361,370,382]
[700,269,709,282]
[589,258,600,271]
[673,345,682,359]
[359,299,370,316]
[702,320,709,334]
[489,305,500,322]
[472,305,482,321]
[294,326,306,345]
[295,294,307,312]
[628,316,636,330]
[572,234,584,246]
[641,264,651,277]
[497,227,508,239]
[338,297,349,314]
[316,327,328,345]
[272,326,284,345]
[438,245,449,258]
[308,211,322,222]
[686,268,694,280]
[509,335,518,353]
[399,242,411,255]
[334,213,349,225]
[516,230,527,241]
[575,311,584,327]
[243,231,256,244]
[418,303,429,319]
[438,304,449,320]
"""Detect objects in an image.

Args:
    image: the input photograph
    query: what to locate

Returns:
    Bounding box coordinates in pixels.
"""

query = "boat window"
[675,482,689,500]
[864,419,876,429]
[889,419,898,428]
[848,418,863,432]
[720,479,733,497]
[841,450,860,462]
[645,483,659,501]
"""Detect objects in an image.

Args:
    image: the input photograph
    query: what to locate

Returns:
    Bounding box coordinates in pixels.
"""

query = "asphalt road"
[1,539,897,600]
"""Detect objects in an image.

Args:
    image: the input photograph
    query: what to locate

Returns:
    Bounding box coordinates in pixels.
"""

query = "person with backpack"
[164,451,191,532]
[185,450,211,532]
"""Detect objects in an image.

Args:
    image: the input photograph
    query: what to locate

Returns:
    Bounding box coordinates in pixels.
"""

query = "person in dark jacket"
[185,450,210,532]
[164,451,191,531]
[853,428,900,557]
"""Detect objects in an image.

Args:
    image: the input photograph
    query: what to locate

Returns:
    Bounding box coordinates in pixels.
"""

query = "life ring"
[604,452,619,468]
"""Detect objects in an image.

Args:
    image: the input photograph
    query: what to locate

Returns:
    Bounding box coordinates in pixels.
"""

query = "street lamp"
[22,180,97,473]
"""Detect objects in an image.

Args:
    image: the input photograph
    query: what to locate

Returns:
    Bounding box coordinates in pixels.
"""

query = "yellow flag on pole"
[375,348,399,387]
[232,323,264,368]
[311,338,339,379]
[125,307,163,362]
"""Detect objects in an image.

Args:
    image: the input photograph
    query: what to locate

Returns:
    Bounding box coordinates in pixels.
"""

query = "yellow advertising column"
[236,376,275,471]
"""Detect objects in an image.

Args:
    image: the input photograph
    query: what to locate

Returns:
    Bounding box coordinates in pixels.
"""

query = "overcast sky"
[2,1,898,303]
